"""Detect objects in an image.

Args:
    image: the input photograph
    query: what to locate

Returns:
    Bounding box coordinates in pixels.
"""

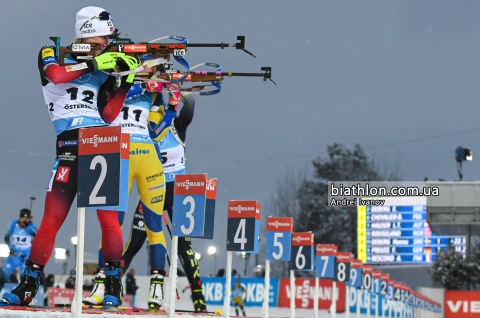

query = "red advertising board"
[316,244,337,255]
[47,287,132,307]
[174,174,207,195]
[227,200,257,218]
[445,291,480,317]
[78,126,121,155]
[206,178,217,199]
[278,278,345,311]
[292,232,314,246]
[266,217,294,232]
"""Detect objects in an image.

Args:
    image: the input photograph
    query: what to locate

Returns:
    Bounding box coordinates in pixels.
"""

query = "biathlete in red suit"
[2,6,139,307]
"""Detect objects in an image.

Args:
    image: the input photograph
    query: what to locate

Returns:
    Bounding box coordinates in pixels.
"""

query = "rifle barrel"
[219,72,266,77]
[187,43,237,48]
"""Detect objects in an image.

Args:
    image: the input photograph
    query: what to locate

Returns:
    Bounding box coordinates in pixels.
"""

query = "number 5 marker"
[266,217,293,261]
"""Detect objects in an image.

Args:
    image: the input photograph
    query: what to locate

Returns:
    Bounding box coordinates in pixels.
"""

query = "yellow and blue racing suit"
[97,90,174,271]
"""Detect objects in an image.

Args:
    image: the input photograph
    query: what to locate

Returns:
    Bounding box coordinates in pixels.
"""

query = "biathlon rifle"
[135,62,276,96]
[49,30,275,88]
[49,29,255,82]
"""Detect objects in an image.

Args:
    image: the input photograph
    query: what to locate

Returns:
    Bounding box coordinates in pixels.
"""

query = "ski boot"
[1,259,44,305]
[147,269,165,310]
[191,280,207,312]
[82,269,105,305]
[103,260,123,307]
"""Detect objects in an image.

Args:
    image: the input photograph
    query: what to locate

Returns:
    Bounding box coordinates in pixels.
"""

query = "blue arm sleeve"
[28,223,38,237]
[126,83,145,98]
[5,221,15,248]
[148,110,175,141]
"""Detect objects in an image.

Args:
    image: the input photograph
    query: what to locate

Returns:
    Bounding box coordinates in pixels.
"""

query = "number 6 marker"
[290,232,314,271]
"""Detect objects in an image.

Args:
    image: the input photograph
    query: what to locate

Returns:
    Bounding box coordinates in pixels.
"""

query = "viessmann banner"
[445,291,480,317]
[278,278,345,311]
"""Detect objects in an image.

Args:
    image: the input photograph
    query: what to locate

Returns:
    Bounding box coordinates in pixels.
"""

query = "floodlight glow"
[0,244,9,257]
[195,252,202,260]
[207,246,217,255]
[55,248,67,260]
[71,236,78,245]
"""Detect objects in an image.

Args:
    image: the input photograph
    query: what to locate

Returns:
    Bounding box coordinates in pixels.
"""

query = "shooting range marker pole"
[290,270,295,318]
[71,207,85,318]
[223,251,233,318]
[388,299,395,318]
[167,235,179,318]
[357,288,361,318]
[263,260,270,318]
[346,285,350,318]
[332,281,337,318]
[314,277,319,318]
[74,126,126,318]
[367,291,371,318]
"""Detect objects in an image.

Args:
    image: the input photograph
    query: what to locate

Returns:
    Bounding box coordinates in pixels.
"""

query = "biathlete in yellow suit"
[231,279,247,316]
[83,66,181,309]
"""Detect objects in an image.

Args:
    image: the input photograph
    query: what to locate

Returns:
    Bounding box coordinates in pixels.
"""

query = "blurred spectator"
[126,269,138,306]
[43,274,55,306]
[7,270,19,283]
[44,274,55,288]
[83,278,93,291]
[65,269,76,289]
[39,270,45,287]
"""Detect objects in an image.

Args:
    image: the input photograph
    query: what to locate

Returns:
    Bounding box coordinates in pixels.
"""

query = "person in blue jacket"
[0,209,37,290]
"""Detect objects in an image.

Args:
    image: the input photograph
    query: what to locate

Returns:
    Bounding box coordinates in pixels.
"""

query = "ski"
[176,308,222,315]
[55,303,143,312]
[55,303,220,314]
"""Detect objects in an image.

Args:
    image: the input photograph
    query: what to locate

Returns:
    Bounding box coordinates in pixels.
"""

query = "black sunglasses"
[80,11,112,30]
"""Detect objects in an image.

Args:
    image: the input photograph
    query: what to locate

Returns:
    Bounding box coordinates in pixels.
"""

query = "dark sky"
[1,0,480,276]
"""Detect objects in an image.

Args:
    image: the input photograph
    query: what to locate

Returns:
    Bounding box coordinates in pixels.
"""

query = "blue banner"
[347,287,413,317]
[201,277,278,307]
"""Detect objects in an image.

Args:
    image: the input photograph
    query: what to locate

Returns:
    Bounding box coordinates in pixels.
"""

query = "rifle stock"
[56,44,180,65]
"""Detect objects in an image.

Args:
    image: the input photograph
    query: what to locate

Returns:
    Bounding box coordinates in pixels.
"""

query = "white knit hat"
[75,6,114,39]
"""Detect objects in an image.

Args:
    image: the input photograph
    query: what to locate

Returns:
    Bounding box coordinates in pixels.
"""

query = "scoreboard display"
[357,197,466,264]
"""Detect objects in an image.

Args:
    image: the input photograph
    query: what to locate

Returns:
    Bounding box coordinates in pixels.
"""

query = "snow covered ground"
[0,306,381,318]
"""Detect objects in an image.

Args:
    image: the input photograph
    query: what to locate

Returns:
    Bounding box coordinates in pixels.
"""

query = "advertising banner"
[278,277,345,311]
[202,277,279,307]
[445,291,480,317]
